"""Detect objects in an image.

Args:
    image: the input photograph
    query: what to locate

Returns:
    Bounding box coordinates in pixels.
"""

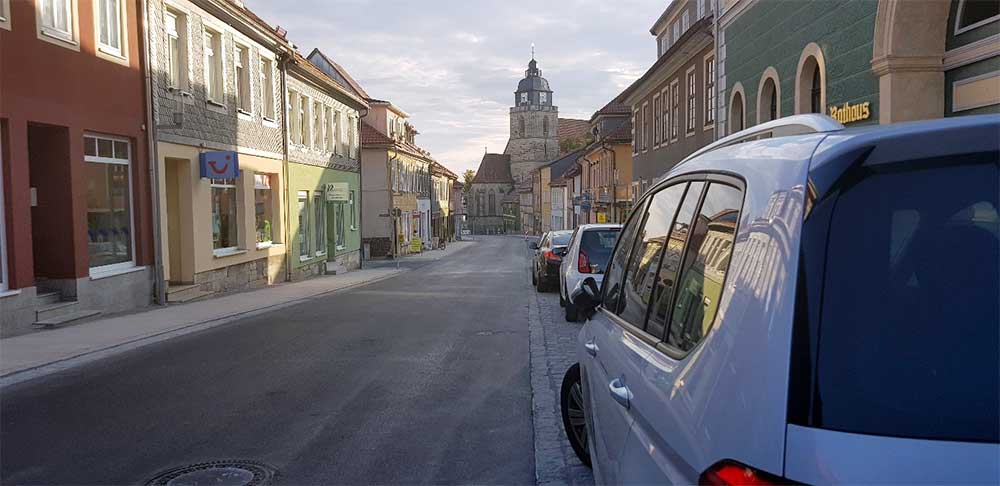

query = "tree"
[462,169,475,195]
[560,136,590,154]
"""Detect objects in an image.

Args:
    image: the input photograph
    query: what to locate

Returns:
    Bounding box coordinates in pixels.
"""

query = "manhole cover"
[146,460,276,486]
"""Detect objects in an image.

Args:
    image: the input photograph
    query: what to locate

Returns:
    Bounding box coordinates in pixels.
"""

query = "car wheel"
[561,363,592,468]
[531,267,537,286]
[565,300,579,322]
[559,286,566,307]
[536,274,546,293]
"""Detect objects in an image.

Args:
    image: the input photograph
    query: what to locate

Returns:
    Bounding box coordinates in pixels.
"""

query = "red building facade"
[0,0,154,334]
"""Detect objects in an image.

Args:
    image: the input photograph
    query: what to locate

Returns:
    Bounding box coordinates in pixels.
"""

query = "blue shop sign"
[199,151,240,179]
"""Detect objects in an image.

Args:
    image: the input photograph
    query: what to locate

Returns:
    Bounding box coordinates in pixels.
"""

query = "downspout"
[599,142,616,223]
[714,0,721,141]
[279,53,293,282]
[356,106,367,268]
[141,0,166,306]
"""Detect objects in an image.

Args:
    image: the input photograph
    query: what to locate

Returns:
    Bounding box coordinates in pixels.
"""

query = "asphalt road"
[1,237,534,485]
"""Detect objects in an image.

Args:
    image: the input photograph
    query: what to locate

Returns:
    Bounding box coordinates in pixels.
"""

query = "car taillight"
[544,250,561,263]
[578,250,592,273]
[699,461,792,486]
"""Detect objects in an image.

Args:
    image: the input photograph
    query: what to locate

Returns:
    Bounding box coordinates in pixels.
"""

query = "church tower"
[505,57,559,182]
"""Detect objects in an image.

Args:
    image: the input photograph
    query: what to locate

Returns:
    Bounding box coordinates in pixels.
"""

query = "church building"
[467,56,589,234]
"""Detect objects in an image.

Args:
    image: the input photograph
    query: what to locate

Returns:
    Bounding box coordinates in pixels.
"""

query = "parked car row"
[557,114,999,484]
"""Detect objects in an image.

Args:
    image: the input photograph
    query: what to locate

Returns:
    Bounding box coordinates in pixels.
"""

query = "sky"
[246,0,665,175]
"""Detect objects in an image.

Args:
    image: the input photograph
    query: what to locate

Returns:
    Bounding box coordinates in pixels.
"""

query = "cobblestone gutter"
[529,289,595,486]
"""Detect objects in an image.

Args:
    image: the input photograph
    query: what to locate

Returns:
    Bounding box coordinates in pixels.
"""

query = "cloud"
[246,0,663,174]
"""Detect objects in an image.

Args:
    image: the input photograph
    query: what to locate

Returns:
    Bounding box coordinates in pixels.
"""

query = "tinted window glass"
[579,229,621,274]
[815,161,998,442]
[647,182,705,339]
[552,232,572,246]
[603,200,647,313]
[665,183,742,352]
[618,184,687,327]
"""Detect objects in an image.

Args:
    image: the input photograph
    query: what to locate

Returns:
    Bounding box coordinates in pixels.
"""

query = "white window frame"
[0,0,11,31]
[704,54,716,130]
[686,66,697,135]
[204,28,224,104]
[520,92,528,105]
[260,56,275,120]
[164,8,188,91]
[325,106,335,153]
[652,93,661,148]
[300,95,311,147]
[297,191,310,260]
[660,86,669,144]
[955,0,1000,35]
[234,43,251,114]
[697,0,705,19]
[313,100,323,150]
[540,91,548,104]
[36,0,80,49]
[641,101,649,152]
[682,9,690,33]
[670,78,680,141]
[672,21,680,44]
[94,0,127,61]
[84,133,137,276]
[348,114,358,159]
[631,108,639,155]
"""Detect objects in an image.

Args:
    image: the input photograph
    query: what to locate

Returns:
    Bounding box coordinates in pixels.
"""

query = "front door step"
[167,284,213,304]
[33,310,102,328]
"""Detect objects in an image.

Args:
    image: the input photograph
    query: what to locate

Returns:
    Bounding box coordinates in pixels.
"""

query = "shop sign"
[325,182,350,201]
[829,101,871,124]
[199,151,239,179]
[410,237,422,252]
[597,212,607,223]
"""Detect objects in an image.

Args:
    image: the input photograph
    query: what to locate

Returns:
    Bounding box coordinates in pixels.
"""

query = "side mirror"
[570,277,602,320]
[528,241,539,250]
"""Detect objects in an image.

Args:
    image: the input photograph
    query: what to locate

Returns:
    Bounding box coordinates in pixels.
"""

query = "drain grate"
[145,460,276,486]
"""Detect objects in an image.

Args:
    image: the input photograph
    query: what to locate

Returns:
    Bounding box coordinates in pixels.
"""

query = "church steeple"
[515,56,552,107]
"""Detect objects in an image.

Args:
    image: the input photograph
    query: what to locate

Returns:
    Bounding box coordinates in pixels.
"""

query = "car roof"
[576,224,622,230]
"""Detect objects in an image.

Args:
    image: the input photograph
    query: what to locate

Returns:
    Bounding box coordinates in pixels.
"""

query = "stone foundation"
[363,238,393,258]
[194,255,285,293]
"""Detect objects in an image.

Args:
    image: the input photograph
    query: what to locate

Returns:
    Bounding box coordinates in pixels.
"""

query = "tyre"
[560,363,592,468]
[559,285,566,307]
[536,274,547,293]
[531,266,537,286]
[565,300,579,322]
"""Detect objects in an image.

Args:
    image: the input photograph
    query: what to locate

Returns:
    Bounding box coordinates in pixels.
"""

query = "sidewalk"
[0,241,475,386]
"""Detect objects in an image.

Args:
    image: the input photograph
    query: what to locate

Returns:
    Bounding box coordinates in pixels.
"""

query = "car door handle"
[608,378,632,409]
[584,340,599,357]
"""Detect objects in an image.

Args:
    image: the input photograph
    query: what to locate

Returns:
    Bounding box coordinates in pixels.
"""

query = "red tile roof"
[361,121,395,146]
[558,118,592,146]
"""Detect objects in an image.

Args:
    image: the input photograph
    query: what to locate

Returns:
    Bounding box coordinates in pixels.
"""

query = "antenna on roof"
[484,146,488,154]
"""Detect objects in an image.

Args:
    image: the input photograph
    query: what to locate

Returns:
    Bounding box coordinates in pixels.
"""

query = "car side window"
[664,183,743,352]
[539,234,549,248]
[617,184,688,328]
[601,199,648,313]
[646,182,705,339]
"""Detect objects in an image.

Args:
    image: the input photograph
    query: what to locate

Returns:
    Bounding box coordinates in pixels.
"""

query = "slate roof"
[291,51,368,110]
[604,118,633,144]
[306,48,371,100]
[590,98,630,122]
[558,118,591,145]
[546,148,586,181]
[472,153,513,184]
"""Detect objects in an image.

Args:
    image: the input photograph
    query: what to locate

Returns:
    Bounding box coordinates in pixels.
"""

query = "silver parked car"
[562,114,999,484]
[559,224,621,322]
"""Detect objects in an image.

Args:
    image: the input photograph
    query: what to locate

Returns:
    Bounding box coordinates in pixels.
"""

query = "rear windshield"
[795,159,998,443]
[579,229,620,274]
[551,233,572,246]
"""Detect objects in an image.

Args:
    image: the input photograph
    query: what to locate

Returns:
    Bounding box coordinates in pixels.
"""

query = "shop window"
[335,197,346,250]
[297,191,309,259]
[211,177,238,253]
[95,0,124,58]
[314,193,326,255]
[254,173,274,248]
[84,134,133,271]
[349,190,357,230]
[235,44,250,112]
[165,9,187,90]
[260,57,275,120]
[204,28,223,103]
[956,0,999,33]
[38,0,76,45]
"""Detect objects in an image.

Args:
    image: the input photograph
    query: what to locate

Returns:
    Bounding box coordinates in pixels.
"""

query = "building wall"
[468,182,513,234]
[157,141,286,287]
[361,147,391,241]
[0,0,155,328]
[287,163,360,280]
[721,0,879,132]
[539,167,552,233]
[148,0,284,157]
[631,40,717,183]
[287,74,360,170]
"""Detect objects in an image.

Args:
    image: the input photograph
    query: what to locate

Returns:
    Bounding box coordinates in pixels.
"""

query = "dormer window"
[540,92,547,104]
[520,92,528,105]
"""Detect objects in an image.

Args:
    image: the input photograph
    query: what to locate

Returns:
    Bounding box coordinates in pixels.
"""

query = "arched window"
[756,68,781,124]
[795,43,826,115]
[477,190,485,216]
[518,116,526,137]
[956,0,1000,33]
[729,82,746,134]
[543,117,549,137]
[488,190,496,215]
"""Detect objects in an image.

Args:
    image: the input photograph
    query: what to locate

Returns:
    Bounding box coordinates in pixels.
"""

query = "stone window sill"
[213,248,247,259]
[90,265,145,281]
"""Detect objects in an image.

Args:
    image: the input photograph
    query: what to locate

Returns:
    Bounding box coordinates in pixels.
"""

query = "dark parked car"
[530,230,573,291]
